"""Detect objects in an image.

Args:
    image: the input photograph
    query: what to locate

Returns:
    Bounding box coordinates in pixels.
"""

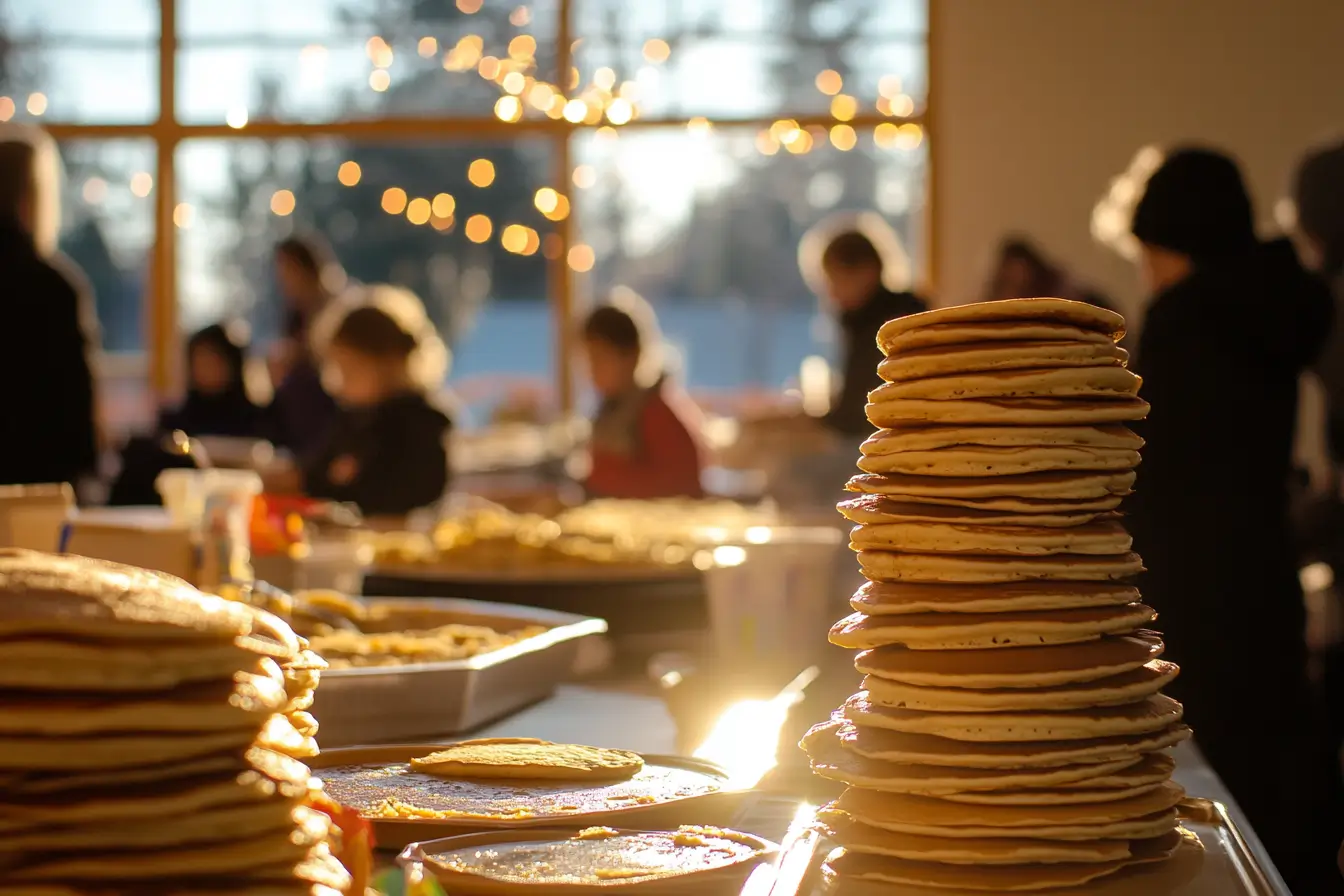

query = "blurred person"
[983,236,1114,310]
[581,289,705,500]
[0,126,99,489]
[108,322,264,506]
[159,322,263,438]
[267,234,345,456]
[1116,146,1341,893]
[1292,140,1344,460]
[799,214,926,437]
[265,287,452,518]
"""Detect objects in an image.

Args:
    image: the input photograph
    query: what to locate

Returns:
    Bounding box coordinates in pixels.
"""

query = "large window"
[12,0,928,420]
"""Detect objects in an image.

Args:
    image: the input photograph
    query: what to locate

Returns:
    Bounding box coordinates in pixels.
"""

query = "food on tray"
[410,739,645,783]
[0,549,353,894]
[422,826,773,889]
[306,621,547,669]
[368,498,778,571]
[316,748,723,823]
[805,299,1200,892]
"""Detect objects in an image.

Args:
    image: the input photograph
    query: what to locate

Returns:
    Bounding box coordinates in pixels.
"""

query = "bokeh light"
[829,124,858,151]
[130,172,153,197]
[815,70,843,95]
[642,39,671,63]
[500,224,529,253]
[406,197,432,225]
[432,193,456,218]
[567,243,596,272]
[26,93,47,116]
[381,187,408,214]
[572,165,597,189]
[173,203,194,229]
[468,159,496,187]
[465,214,493,243]
[270,190,296,216]
[337,161,361,186]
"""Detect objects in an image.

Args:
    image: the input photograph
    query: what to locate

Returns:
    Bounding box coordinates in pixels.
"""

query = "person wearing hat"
[1123,146,1341,893]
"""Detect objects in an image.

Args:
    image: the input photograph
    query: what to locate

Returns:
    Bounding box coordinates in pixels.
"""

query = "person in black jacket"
[818,230,926,436]
[270,302,451,518]
[1124,146,1343,894]
[0,132,99,489]
[159,323,263,438]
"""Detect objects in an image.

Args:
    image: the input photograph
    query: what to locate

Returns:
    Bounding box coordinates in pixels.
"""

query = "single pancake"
[850,521,1133,556]
[870,367,1141,402]
[881,321,1115,355]
[862,661,1178,711]
[847,470,1135,500]
[849,580,1140,615]
[878,298,1126,343]
[858,445,1141,477]
[821,812,1132,864]
[830,605,1156,651]
[408,739,645,782]
[867,396,1151,427]
[843,694,1185,742]
[857,550,1145,584]
[878,341,1130,382]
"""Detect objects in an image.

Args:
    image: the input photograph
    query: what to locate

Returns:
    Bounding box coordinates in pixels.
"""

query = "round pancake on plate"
[850,581,1140,615]
[843,694,1184,742]
[881,320,1117,355]
[861,425,1143,455]
[821,813,1131,864]
[830,605,1156,651]
[878,341,1129,382]
[847,470,1135,501]
[850,521,1133,556]
[858,445,1141,477]
[838,496,1120,529]
[0,550,255,642]
[867,396,1151,427]
[822,846,1127,891]
[831,720,1191,769]
[879,298,1127,343]
[835,781,1185,832]
[802,721,1139,793]
[408,738,644,782]
[862,661,1178,711]
[856,633,1165,688]
[871,367,1141,402]
[857,551,1145,584]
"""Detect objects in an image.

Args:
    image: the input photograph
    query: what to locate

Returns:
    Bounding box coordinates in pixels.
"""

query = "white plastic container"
[697,526,844,662]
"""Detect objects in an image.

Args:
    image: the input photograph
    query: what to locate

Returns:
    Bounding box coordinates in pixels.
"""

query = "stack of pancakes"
[0,549,350,895]
[804,299,1195,892]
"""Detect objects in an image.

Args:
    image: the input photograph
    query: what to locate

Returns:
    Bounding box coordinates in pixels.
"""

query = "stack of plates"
[805,299,1197,892]
[0,550,348,894]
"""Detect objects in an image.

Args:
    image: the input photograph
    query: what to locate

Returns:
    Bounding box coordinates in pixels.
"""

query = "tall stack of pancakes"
[804,299,1195,892]
[0,549,350,895]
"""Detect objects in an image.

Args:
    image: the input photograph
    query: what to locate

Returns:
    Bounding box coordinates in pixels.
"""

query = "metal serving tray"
[725,797,1286,896]
[308,597,607,747]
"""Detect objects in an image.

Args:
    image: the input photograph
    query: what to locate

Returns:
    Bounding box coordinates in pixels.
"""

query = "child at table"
[265,289,452,517]
[581,290,705,500]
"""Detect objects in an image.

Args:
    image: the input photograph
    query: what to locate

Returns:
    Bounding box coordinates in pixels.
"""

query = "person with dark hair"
[108,322,264,506]
[984,236,1114,310]
[268,300,451,518]
[818,229,926,436]
[581,291,705,499]
[267,234,346,457]
[1123,146,1342,893]
[0,128,100,489]
[159,323,263,438]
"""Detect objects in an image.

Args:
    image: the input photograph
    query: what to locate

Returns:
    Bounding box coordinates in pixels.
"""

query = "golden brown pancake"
[847,470,1135,500]
[856,550,1145,584]
[803,720,1140,794]
[878,341,1130,383]
[870,367,1141,402]
[409,739,645,782]
[856,633,1165,689]
[830,605,1156,651]
[861,661,1178,712]
[867,396,1151,427]
[850,521,1133,556]
[827,802,1179,843]
[862,425,1143,454]
[878,298,1126,343]
[850,580,1140,615]
[831,720,1191,769]
[843,694,1184,742]
[822,812,1132,864]
[881,321,1116,355]
[858,445,1141,477]
[822,846,1128,891]
[838,496,1121,529]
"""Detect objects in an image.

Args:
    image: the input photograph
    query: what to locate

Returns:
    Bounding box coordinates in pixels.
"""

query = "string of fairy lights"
[1,2,925,278]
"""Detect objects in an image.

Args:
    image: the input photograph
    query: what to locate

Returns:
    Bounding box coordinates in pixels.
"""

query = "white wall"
[931,0,1344,320]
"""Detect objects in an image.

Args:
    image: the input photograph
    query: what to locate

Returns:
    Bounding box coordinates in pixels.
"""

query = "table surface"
[465,683,1289,893]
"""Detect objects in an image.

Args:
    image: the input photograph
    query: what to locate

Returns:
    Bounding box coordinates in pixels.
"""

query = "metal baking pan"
[724,798,1286,896]
[308,597,607,747]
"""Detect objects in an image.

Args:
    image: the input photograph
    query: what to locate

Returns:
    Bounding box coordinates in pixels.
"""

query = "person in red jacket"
[581,293,705,499]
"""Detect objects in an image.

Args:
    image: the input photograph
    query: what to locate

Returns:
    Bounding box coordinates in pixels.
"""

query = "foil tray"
[729,797,1285,896]
[308,597,607,747]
